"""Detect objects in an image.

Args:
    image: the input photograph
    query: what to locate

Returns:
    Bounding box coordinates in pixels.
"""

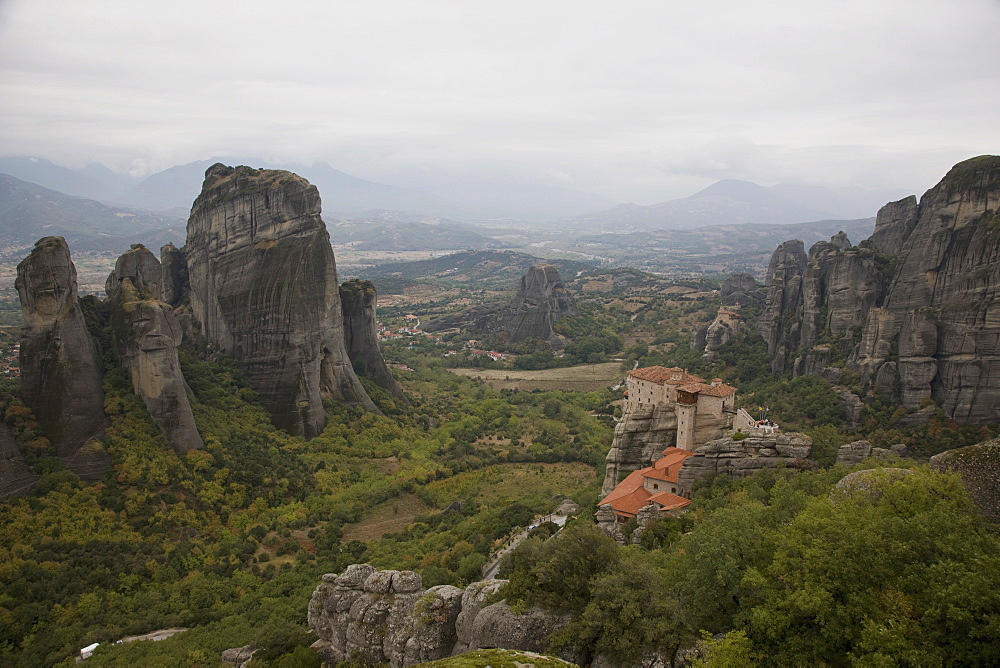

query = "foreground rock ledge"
[306,565,572,667]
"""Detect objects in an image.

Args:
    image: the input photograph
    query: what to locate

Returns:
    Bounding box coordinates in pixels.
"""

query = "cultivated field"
[449,361,624,391]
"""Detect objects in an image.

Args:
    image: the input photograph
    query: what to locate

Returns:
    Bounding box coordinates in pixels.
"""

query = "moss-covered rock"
[930,439,1000,523]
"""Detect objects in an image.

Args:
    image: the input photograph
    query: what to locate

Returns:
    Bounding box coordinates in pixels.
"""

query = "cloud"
[0,0,998,202]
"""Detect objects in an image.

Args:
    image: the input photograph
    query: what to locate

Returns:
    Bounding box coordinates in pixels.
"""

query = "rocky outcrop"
[756,240,807,374]
[721,272,758,297]
[0,422,37,497]
[861,196,919,256]
[601,404,677,496]
[930,440,1000,524]
[107,247,204,453]
[757,156,1000,424]
[833,467,915,499]
[106,243,162,299]
[16,236,109,479]
[185,164,375,438]
[676,433,812,494]
[424,264,577,348]
[496,264,578,345]
[307,565,570,667]
[339,279,405,401]
[835,440,908,466]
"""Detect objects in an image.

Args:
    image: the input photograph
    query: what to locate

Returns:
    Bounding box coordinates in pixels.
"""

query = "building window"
[653,483,659,490]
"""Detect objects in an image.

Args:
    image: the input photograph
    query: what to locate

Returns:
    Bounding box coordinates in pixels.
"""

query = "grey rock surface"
[0,422,37,497]
[106,244,162,299]
[108,273,204,454]
[308,566,571,667]
[601,403,677,496]
[185,164,376,438]
[677,433,812,493]
[757,156,1000,425]
[340,279,406,401]
[424,263,577,348]
[16,236,109,479]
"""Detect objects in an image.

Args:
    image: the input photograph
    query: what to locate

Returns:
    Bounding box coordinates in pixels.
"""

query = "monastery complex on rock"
[599,365,770,524]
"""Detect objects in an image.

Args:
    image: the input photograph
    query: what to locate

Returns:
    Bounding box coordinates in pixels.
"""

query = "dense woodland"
[2,268,999,666]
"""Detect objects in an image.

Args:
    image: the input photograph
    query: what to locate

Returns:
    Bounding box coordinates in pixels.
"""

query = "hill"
[358,250,597,289]
[0,173,185,255]
[572,179,911,231]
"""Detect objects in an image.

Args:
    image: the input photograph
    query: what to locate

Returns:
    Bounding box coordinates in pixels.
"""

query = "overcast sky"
[1,0,998,203]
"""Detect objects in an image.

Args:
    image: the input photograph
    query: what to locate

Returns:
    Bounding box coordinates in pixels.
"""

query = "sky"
[0,0,998,203]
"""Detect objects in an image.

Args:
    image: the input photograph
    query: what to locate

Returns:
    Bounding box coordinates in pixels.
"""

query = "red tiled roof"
[599,447,695,517]
[648,492,691,510]
[643,468,676,482]
[675,381,738,397]
[627,366,705,386]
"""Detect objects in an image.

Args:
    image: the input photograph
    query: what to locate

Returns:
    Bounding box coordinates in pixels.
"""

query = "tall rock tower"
[185,164,376,438]
[16,236,109,479]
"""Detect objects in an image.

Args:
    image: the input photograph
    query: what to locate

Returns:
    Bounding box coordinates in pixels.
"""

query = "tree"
[743,469,1000,665]
[549,549,691,665]
[497,522,621,614]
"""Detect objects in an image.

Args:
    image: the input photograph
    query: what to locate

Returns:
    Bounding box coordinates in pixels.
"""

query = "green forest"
[3,269,1000,666]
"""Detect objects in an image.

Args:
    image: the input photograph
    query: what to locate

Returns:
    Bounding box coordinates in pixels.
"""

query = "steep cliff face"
[159,243,188,307]
[339,279,406,401]
[756,239,807,374]
[756,156,1000,423]
[185,164,376,437]
[601,404,677,496]
[424,264,577,347]
[307,566,571,667]
[16,236,109,479]
[106,246,204,453]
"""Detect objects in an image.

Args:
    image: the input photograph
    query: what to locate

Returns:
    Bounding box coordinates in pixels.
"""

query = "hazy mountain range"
[1,155,912,226]
[0,173,186,255]
[571,178,912,231]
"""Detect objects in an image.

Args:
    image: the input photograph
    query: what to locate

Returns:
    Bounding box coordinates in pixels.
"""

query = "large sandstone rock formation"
[106,246,204,454]
[676,433,812,493]
[756,156,1000,423]
[185,164,376,437]
[307,565,571,667]
[16,236,109,479]
[339,279,405,401]
[424,264,577,348]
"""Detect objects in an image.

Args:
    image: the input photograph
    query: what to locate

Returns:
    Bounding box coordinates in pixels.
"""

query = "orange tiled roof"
[599,447,695,517]
[648,491,691,510]
[675,381,738,398]
[627,366,704,386]
[643,467,676,482]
